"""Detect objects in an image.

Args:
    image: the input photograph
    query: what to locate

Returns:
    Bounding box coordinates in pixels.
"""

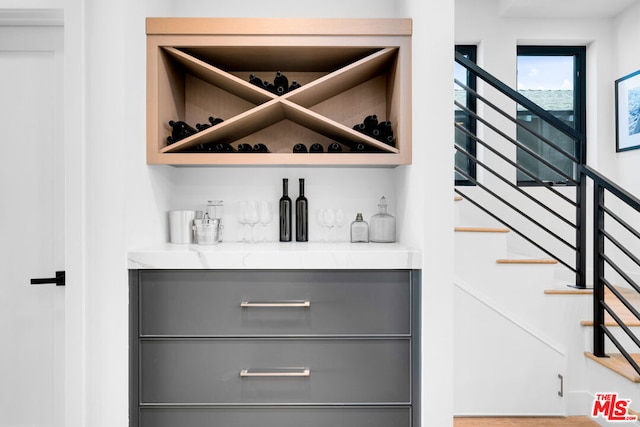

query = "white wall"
[454,0,628,278]
[613,1,640,195]
[81,0,455,427]
[455,0,616,173]
[0,1,454,425]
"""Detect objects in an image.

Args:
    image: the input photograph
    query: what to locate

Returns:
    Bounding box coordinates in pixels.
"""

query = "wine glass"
[323,209,336,241]
[245,201,260,242]
[317,209,326,241]
[236,201,249,242]
[334,209,345,241]
[258,201,272,242]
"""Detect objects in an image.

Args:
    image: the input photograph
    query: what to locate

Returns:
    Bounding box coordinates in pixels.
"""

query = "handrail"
[582,165,640,211]
[455,99,579,185]
[455,78,581,165]
[455,52,585,142]
[455,56,640,376]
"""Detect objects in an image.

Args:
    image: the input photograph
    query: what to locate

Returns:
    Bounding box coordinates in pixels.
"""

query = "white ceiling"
[498,0,640,18]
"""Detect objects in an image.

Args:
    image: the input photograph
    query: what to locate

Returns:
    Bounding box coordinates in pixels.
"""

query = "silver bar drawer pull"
[240,300,310,308]
[240,368,310,377]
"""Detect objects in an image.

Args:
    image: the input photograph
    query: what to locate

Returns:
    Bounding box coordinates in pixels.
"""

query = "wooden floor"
[454,416,599,426]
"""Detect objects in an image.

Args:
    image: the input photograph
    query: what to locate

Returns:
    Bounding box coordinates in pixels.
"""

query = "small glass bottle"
[369,196,396,243]
[350,213,369,243]
[206,200,224,242]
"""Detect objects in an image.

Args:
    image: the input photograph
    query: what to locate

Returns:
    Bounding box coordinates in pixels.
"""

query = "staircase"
[454,196,640,420]
[453,52,640,421]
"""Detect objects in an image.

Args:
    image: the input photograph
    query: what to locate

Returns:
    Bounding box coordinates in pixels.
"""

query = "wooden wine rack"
[146,18,412,166]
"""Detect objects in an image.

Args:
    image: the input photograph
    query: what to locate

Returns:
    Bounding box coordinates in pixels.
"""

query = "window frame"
[516,45,586,186]
[455,44,478,186]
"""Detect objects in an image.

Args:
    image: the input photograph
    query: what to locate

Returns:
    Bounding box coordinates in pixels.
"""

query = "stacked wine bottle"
[249,71,301,96]
[291,141,381,153]
[352,114,395,147]
[166,116,225,145]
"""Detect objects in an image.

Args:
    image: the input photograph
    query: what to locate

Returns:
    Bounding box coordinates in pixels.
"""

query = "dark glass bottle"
[209,116,224,126]
[377,120,393,138]
[352,123,366,134]
[279,179,292,242]
[263,81,276,94]
[167,120,198,144]
[363,114,378,129]
[237,143,253,152]
[288,81,301,92]
[196,122,211,132]
[253,143,269,152]
[351,142,367,152]
[293,143,308,153]
[309,143,324,153]
[249,74,264,88]
[274,71,289,95]
[214,142,235,152]
[296,178,308,242]
[328,142,343,152]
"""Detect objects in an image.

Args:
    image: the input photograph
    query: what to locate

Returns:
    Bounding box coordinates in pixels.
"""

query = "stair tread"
[585,352,640,383]
[544,288,593,295]
[581,286,640,326]
[496,258,558,264]
[455,227,510,233]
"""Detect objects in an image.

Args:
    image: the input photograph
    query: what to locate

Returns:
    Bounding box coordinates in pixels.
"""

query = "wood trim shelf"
[146,18,412,166]
[146,17,413,37]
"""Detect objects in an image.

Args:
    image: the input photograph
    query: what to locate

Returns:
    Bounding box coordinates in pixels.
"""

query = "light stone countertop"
[128,242,422,270]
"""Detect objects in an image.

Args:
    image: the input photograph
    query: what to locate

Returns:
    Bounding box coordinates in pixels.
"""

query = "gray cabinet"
[130,269,420,426]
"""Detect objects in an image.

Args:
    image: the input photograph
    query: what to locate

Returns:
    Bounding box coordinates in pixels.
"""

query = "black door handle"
[30,271,65,286]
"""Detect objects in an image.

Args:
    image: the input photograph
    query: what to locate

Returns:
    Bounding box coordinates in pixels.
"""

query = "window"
[454,45,477,185]
[516,46,586,185]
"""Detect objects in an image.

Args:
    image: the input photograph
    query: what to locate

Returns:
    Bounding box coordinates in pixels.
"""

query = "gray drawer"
[139,339,411,404]
[139,270,410,336]
[139,407,411,427]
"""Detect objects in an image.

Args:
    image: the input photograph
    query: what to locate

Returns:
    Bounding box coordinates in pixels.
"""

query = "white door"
[0,21,65,427]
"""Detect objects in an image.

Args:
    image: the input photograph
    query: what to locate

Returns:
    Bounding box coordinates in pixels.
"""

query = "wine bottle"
[195,122,211,132]
[288,81,301,92]
[295,178,308,242]
[293,143,308,153]
[237,143,253,152]
[309,143,324,153]
[352,123,366,134]
[363,114,378,129]
[377,121,393,139]
[253,143,269,153]
[385,136,396,147]
[263,80,276,94]
[351,142,367,152]
[249,74,264,88]
[192,143,213,152]
[209,116,224,126]
[274,71,289,95]
[214,142,235,152]
[328,142,342,152]
[167,120,198,144]
[279,178,292,242]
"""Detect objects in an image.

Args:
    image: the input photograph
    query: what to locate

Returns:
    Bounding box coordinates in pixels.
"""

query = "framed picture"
[616,69,640,152]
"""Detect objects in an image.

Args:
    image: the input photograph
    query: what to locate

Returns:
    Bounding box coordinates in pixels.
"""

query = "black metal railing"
[455,51,640,375]
[584,165,640,373]
[454,51,587,286]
